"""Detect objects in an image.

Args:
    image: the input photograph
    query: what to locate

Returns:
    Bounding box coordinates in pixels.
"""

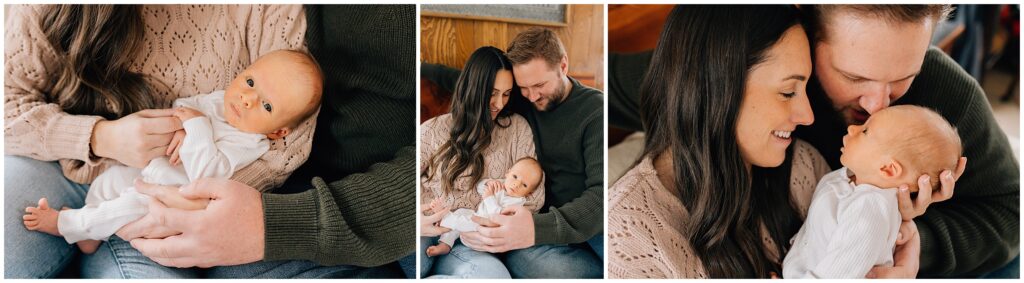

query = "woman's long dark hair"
[423,46,524,196]
[42,5,154,120]
[639,5,804,278]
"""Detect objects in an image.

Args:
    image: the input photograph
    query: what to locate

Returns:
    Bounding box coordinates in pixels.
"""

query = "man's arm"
[608,52,652,131]
[913,48,1020,276]
[262,146,415,267]
[533,110,605,244]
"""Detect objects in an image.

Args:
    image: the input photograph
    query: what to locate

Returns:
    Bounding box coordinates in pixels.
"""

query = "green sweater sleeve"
[533,106,605,244]
[608,51,652,131]
[421,63,462,93]
[261,146,416,267]
[911,49,1019,276]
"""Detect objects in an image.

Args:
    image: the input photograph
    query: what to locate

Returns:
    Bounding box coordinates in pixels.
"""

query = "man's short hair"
[506,27,567,68]
[805,5,954,43]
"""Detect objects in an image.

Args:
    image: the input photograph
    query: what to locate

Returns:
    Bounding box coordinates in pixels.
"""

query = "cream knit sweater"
[420,113,545,213]
[608,140,831,278]
[5,5,311,191]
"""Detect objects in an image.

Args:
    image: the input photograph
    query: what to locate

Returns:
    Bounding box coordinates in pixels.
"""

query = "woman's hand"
[866,220,920,278]
[421,201,451,237]
[91,109,183,168]
[896,157,966,221]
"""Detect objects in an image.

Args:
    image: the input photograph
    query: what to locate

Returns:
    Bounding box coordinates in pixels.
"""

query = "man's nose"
[860,84,892,114]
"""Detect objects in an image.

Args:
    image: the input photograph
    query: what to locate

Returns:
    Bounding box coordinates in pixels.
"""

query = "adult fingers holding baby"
[128,178,265,268]
[461,205,535,253]
[421,203,451,237]
[91,108,184,168]
[896,157,967,221]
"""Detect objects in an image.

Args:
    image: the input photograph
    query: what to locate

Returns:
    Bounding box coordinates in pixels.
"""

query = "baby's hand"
[173,107,205,122]
[483,180,503,197]
[166,130,186,165]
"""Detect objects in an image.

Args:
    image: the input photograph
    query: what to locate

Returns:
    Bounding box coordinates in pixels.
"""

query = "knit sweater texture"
[261,5,417,267]
[422,63,605,245]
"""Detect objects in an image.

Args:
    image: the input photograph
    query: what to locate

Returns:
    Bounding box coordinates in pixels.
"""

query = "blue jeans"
[503,241,603,278]
[420,236,511,278]
[4,156,373,278]
[420,234,603,279]
[4,156,88,278]
[980,255,1020,279]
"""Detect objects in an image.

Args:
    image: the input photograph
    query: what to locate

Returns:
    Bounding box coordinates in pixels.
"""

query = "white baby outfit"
[57,90,269,243]
[437,179,527,247]
[782,167,901,278]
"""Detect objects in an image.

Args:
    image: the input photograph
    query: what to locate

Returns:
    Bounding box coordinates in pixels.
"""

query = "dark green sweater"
[608,48,1019,277]
[260,5,416,267]
[422,64,605,245]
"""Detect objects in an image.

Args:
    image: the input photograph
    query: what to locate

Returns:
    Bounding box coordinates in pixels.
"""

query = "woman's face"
[735,25,815,168]
[489,69,513,121]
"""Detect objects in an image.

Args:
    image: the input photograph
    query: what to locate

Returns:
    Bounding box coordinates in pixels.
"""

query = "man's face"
[814,12,934,125]
[512,57,568,112]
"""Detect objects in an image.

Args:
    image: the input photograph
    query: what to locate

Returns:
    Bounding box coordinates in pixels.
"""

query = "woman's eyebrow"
[782,74,807,82]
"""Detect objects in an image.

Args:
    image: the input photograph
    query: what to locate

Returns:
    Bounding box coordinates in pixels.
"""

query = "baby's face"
[224,51,319,137]
[502,160,542,197]
[840,109,904,187]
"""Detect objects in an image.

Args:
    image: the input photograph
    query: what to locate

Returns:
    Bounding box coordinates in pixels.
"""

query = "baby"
[783,105,962,278]
[426,157,544,257]
[23,50,323,254]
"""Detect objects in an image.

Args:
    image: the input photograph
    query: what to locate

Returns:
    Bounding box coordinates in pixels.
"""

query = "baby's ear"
[266,127,291,140]
[879,159,904,180]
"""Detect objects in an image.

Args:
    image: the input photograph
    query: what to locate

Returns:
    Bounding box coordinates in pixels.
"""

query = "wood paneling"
[421,4,604,89]
[608,4,673,53]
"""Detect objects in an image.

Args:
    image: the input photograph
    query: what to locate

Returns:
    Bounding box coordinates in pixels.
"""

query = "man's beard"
[536,78,568,112]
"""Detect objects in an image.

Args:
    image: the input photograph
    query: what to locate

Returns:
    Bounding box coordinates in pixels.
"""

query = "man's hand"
[459,205,535,253]
[866,220,920,278]
[897,157,966,221]
[128,178,265,268]
[134,179,209,210]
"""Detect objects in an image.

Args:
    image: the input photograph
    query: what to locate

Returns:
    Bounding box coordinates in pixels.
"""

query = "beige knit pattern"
[608,140,830,278]
[420,113,545,213]
[5,5,310,191]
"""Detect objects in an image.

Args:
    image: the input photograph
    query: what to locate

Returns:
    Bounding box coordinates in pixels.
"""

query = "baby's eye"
[262,101,272,112]
[246,78,254,87]
[522,184,527,188]
[862,128,868,135]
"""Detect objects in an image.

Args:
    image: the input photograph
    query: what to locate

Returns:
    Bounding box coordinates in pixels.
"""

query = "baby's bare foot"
[77,240,101,254]
[426,243,452,257]
[23,198,61,236]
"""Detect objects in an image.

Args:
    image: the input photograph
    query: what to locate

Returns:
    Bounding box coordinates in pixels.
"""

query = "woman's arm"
[5,5,181,181]
[4,5,104,164]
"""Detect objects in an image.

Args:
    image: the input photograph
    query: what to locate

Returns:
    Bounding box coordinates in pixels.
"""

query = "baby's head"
[840,105,962,191]
[503,157,544,197]
[224,49,324,139]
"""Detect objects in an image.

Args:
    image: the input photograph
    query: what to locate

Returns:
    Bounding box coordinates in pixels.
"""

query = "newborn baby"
[23,50,323,254]
[783,105,962,278]
[426,157,544,257]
